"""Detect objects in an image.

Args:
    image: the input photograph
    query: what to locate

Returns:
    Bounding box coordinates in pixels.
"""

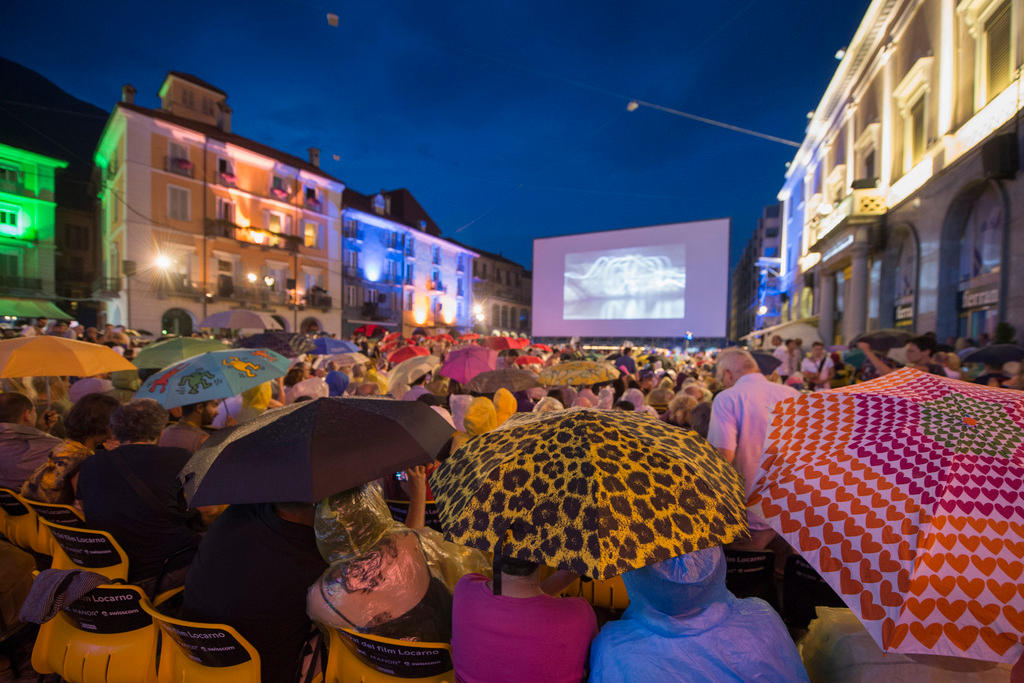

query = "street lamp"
[758,305,769,316]
[155,254,172,270]
[246,272,258,284]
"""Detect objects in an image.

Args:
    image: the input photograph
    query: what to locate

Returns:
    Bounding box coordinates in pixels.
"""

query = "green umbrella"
[133,337,227,369]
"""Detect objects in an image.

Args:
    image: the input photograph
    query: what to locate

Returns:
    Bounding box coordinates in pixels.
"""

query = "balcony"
[0,275,43,294]
[811,186,886,245]
[360,302,395,321]
[305,289,333,310]
[234,283,290,307]
[155,275,202,300]
[343,225,365,241]
[215,171,237,188]
[165,156,194,178]
[304,197,324,213]
[92,276,121,298]
[427,280,446,293]
[343,266,364,279]
[205,218,300,252]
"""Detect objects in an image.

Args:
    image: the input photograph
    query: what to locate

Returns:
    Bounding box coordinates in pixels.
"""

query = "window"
[345,285,357,307]
[431,269,440,284]
[216,197,235,222]
[407,291,414,309]
[0,253,18,276]
[304,221,320,248]
[0,208,17,232]
[180,87,195,108]
[909,96,927,165]
[985,1,1012,101]
[168,186,190,221]
[406,264,415,284]
[765,227,779,238]
[432,246,441,264]
[373,193,387,215]
[305,187,317,201]
[217,259,232,274]
[343,250,358,268]
[457,278,464,296]
[960,185,1003,283]
[169,141,188,161]
[892,57,932,173]
[0,164,20,184]
[217,158,235,181]
[863,149,876,180]
[492,304,499,326]
[202,97,214,116]
[406,237,415,256]
[266,211,284,233]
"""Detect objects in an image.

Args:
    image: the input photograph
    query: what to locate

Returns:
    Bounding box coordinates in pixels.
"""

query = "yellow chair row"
[0,486,87,556]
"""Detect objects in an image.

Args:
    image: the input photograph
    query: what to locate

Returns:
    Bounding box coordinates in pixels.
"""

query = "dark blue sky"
[3,0,867,270]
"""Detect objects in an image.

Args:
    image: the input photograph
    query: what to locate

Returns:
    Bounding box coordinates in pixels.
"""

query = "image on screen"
[563,244,686,320]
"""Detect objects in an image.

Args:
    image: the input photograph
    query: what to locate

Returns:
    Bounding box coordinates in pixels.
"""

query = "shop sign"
[822,235,854,263]
[962,288,999,308]
[895,303,914,321]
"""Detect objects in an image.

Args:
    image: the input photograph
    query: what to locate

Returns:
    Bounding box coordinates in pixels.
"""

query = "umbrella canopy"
[961,344,1024,366]
[466,368,541,394]
[432,409,747,579]
[428,334,456,344]
[388,355,441,394]
[310,337,360,355]
[459,333,481,341]
[388,345,430,365]
[353,324,386,338]
[322,352,370,367]
[132,337,227,369]
[749,368,1024,664]
[483,336,517,351]
[514,355,544,366]
[529,343,553,353]
[136,348,290,409]
[750,351,783,376]
[538,361,620,387]
[234,332,314,358]
[0,337,135,377]
[180,397,454,506]
[849,328,915,351]
[199,309,281,330]
[382,332,402,343]
[440,346,498,384]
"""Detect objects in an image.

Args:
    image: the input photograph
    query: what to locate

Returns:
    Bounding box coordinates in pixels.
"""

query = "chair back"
[140,600,261,683]
[324,627,453,682]
[0,487,45,553]
[40,518,129,581]
[385,499,443,532]
[24,499,86,526]
[562,575,630,611]
[30,583,158,683]
[723,548,778,609]
[782,554,846,630]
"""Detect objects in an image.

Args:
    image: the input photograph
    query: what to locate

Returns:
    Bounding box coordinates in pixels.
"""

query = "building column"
[819,271,835,344]
[843,241,870,343]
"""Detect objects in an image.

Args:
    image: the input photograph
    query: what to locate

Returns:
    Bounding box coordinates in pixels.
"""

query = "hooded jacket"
[588,547,808,682]
[0,423,62,490]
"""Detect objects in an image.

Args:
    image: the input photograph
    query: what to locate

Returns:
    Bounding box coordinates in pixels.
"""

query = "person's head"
[614,400,635,411]
[622,546,729,616]
[785,339,798,351]
[905,334,937,364]
[283,367,306,388]
[665,394,697,428]
[687,401,712,438]
[810,341,825,359]
[181,400,218,427]
[84,326,99,340]
[714,348,759,388]
[638,370,655,392]
[34,317,47,329]
[109,399,168,443]
[770,335,783,347]
[622,347,633,357]
[65,393,120,445]
[0,392,36,426]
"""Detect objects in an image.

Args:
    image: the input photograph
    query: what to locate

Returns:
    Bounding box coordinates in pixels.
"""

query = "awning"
[0,298,71,320]
[739,318,821,345]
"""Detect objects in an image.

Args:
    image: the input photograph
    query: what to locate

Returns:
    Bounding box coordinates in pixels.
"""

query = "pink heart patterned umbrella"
[749,368,1024,664]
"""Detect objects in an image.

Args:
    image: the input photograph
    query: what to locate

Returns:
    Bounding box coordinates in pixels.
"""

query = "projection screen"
[532,219,730,338]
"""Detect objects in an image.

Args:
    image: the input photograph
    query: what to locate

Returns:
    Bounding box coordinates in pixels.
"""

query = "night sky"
[2,0,867,270]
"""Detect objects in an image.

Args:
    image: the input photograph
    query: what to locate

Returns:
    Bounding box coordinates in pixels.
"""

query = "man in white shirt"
[800,342,835,390]
[708,348,799,549]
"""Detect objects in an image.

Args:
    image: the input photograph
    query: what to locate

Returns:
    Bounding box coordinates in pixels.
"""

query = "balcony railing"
[343,226,365,240]
[812,187,887,244]
[305,290,333,310]
[0,275,43,293]
[165,156,194,178]
[215,171,237,188]
[92,276,121,298]
[343,266,364,279]
[205,218,300,252]
[234,284,290,307]
[304,197,324,213]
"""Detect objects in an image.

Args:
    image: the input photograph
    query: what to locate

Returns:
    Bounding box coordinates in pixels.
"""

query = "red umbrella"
[483,336,515,351]
[379,339,401,354]
[511,337,531,349]
[514,355,543,366]
[429,334,456,343]
[382,332,402,343]
[388,345,430,365]
[460,333,481,341]
[529,343,552,353]
[354,324,385,338]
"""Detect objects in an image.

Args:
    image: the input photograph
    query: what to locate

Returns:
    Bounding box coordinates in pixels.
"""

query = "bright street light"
[264,276,275,288]
[758,305,769,316]
[626,100,640,112]
[246,272,258,284]
[155,254,172,270]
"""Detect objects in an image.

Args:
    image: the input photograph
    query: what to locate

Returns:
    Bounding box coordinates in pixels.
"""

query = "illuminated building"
[778,0,1024,343]
[463,246,532,335]
[731,204,783,339]
[0,142,68,319]
[340,188,477,336]
[92,72,344,335]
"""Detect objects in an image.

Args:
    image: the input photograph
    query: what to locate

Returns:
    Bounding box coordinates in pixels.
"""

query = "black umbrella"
[179,397,454,506]
[750,351,783,375]
[961,344,1024,366]
[848,328,915,351]
[234,331,314,358]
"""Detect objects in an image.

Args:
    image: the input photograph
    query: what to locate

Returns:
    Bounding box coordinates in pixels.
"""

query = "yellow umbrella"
[0,337,136,378]
[538,360,620,387]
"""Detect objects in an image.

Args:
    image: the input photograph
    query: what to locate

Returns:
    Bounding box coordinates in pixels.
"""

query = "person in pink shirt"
[452,557,596,683]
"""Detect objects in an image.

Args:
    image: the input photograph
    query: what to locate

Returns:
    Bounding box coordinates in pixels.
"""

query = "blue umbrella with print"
[310,337,360,355]
[134,348,290,409]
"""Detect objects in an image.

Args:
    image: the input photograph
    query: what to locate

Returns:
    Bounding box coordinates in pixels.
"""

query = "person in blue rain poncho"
[588,546,808,682]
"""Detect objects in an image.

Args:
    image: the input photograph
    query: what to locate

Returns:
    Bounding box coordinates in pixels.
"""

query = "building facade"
[468,248,532,335]
[340,188,477,337]
[93,73,344,335]
[0,142,67,319]
[731,204,784,339]
[778,0,1024,344]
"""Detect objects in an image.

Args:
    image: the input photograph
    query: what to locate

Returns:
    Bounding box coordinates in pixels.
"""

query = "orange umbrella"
[514,355,543,366]
[388,345,430,365]
[0,336,135,377]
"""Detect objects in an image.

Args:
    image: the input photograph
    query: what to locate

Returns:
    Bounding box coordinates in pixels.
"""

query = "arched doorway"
[878,224,919,329]
[937,180,1009,340]
[271,314,289,332]
[161,308,194,336]
[299,317,321,334]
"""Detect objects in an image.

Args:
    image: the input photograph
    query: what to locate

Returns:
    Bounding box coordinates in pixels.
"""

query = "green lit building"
[0,141,68,319]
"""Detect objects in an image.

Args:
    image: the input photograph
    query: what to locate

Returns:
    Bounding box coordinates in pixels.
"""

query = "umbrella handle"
[492,537,503,596]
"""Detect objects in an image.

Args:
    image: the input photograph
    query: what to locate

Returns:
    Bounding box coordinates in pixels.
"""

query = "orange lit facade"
[93,72,343,335]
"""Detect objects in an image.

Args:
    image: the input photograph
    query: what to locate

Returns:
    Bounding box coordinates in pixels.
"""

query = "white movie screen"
[533,219,729,338]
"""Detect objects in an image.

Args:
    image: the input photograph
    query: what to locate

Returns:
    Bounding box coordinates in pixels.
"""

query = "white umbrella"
[316,352,370,369]
[199,310,282,330]
[387,355,441,394]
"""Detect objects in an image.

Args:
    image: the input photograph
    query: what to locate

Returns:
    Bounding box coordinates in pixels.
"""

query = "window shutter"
[262,209,270,230]
[285,215,294,236]
[986,2,1012,100]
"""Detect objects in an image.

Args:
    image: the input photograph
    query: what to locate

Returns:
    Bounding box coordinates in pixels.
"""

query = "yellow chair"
[0,487,47,554]
[140,599,261,683]
[23,499,85,555]
[40,519,129,581]
[562,575,630,611]
[324,627,454,683]
[30,583,159,683]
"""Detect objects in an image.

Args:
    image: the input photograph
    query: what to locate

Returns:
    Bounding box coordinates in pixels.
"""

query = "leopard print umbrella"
[432,408,748,580]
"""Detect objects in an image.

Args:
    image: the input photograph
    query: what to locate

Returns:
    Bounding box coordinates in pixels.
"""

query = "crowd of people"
[0,316,1021,682]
